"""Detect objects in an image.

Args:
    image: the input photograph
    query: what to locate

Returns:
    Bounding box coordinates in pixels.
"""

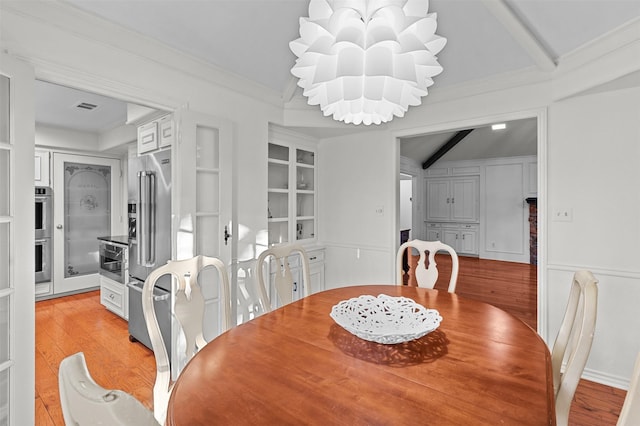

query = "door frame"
[0,52,36,426]
[394,108,548,337]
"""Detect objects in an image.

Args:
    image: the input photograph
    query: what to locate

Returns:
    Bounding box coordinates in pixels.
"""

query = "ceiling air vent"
[74,102,98,111]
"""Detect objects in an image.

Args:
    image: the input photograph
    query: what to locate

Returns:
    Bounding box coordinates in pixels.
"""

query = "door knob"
[56,224,63,229]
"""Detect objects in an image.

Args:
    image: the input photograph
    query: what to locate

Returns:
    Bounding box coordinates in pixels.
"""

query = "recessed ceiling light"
[491,123,506,130]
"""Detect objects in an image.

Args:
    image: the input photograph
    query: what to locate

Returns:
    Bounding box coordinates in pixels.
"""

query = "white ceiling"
[61,0,640,94]
[37,0,640,161]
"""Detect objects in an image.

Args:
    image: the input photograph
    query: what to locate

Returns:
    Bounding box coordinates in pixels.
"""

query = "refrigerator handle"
[137,171,144,266]
[138,171,155,267]
[149,172,156,265]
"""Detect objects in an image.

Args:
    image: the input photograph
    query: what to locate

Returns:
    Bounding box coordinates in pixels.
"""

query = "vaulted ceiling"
[35,0,640,161]
[63,0,640,97]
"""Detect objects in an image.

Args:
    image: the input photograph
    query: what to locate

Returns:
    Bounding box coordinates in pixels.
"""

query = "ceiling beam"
[422,129,474,169]
[480,0,556,72]
[282,76,300,104]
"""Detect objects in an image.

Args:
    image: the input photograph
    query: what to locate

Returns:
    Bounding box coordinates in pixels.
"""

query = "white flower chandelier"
[290,0,447,126]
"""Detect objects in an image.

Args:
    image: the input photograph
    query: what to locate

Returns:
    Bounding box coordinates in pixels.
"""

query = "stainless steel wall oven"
[35,187,52,284]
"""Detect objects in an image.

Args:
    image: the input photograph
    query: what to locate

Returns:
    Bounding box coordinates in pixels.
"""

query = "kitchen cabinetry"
[426,222,478,255]
[267,247,325,309]
[426,176,479,222]
[137,114,173,155]
[268,141,317,245]
[100,275,128,319]
[98,237,128,319]
[35,149,50,186]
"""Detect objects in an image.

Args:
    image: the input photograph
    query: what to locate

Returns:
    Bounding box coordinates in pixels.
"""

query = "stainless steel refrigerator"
[127,148,172,355]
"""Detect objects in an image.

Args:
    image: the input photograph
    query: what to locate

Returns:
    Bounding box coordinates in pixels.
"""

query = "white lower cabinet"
[426,223,478,255]
[268,247,325,309]
[100,275,128,320]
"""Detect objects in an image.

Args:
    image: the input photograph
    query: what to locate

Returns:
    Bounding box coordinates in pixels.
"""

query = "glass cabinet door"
[267,140,317,246]
[268,143,290,245]
[63,162,112,277]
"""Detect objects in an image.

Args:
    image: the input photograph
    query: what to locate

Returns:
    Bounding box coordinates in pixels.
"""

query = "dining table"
[166,285,555,425]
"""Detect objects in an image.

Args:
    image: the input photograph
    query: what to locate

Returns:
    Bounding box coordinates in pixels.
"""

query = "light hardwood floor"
[35,257,626,425]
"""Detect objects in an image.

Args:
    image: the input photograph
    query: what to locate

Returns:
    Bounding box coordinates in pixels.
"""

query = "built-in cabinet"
[425,175,479,255]
[426,176,479,222]
[267,140,317,246]
[137,114,174,155]
[425,222,478,255]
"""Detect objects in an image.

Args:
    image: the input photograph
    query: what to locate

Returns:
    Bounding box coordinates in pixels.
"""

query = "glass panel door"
[0,52,36,426]
[63,162,111,277]
[53,154,121,295]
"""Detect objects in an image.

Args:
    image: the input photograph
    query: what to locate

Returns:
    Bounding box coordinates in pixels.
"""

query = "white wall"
[319,130,397,288]
[545,86,640,387]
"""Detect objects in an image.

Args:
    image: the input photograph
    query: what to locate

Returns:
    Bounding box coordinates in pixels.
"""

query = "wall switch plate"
[553,208,573,222]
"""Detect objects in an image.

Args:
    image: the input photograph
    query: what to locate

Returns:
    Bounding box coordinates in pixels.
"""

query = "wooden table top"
[166,285,555,425]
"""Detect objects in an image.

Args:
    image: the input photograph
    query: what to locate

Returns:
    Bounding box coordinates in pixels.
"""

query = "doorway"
[396,112,545,331]
[52,153,121,295]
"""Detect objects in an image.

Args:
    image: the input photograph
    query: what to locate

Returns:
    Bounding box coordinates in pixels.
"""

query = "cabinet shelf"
[268,188,288,193]
[268,159,289,166]
[268,217,288,223]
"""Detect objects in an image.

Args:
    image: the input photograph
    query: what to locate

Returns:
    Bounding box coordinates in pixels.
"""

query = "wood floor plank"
[35,258,627,425]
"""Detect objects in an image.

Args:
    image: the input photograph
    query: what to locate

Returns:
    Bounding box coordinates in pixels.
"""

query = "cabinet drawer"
[100,277,126,318]
[307,249,324,264]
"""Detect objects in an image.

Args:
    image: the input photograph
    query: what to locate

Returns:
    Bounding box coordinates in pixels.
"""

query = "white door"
[0,52,35,426]
[53,153,121,295]
[172,109,233,369]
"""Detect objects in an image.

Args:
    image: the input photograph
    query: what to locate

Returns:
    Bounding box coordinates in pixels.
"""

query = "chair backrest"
[142,255,231,424]
[551,270,598,426]
[617,351,640,426]
[236,259,269,323]
[59,352,159,426]
[396,239,459,293]
[257,243,311,310]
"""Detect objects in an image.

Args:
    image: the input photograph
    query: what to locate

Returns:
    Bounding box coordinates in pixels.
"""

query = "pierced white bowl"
[329,294,442,345]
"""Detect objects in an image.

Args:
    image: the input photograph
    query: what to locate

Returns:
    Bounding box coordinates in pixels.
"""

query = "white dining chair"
[552,270,598,426]
[617,351,640,425]
[59,352,159,426]
[396,239,459,293]
[142,255,231,424]
[257,243,311,310]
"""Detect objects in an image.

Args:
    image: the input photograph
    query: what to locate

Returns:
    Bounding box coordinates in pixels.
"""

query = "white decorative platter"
[330,294,442,345]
